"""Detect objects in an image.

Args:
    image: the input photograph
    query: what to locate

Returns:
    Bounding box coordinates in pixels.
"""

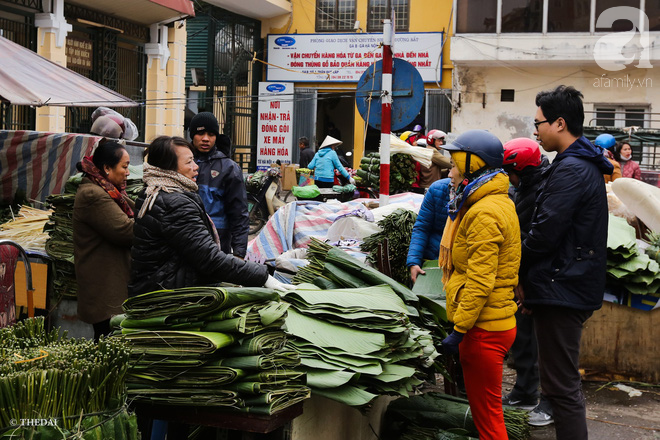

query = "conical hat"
[319,135,342,149]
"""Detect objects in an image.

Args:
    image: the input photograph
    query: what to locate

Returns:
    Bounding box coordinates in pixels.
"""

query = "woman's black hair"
[146,136,194,171]
[76,141,126,174]
[613,141,632,162]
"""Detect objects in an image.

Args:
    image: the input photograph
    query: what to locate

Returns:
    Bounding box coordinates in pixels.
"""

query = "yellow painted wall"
[261,0,454,167]
[35,31,67,133]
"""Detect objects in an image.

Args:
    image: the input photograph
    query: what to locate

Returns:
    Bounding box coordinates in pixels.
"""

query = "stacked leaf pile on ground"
[0,317,137,439]
[114,286,310,414]
[291,238,445,406]
[382,392,530,440]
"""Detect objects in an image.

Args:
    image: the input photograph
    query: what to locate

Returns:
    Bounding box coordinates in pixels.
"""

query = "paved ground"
[501,367,660,440]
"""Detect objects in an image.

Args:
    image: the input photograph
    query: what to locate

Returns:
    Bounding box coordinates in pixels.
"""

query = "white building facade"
[450,0,660,168]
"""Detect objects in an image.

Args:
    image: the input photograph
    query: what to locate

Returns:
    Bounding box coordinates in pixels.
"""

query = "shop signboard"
[66,37,93,70]
[257,82,294,170]
[266,32,443,83]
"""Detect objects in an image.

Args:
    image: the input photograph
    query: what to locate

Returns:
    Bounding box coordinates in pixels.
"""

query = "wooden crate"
[580,302,659,383]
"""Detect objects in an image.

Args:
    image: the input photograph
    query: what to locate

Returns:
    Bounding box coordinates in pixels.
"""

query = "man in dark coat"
[189,112,249,258]
[519,85,613,439]
[501,138,553,423]
[298,136,314,169]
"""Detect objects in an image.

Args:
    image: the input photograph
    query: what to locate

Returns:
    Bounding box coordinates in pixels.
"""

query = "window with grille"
[455,0,651,33]
[367,0,409,32]
[316,0,356,32]
[593,105,648,129]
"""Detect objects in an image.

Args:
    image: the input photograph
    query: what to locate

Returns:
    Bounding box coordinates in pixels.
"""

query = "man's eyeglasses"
[534,119,550,129]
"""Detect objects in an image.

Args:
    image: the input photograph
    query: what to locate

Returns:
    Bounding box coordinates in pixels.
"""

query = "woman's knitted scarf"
[137,163,198,219]
[439,168,504,284]
[80,156,134,218]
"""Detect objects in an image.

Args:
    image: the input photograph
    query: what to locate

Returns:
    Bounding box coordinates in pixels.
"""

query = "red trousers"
[459,326,517,440]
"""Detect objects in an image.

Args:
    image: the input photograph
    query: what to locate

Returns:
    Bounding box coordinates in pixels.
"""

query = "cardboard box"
[580,302,659,382]
[282,164,299,190]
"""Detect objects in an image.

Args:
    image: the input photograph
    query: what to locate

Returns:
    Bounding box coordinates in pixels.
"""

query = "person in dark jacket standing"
[298,136,314,169]
[189,112,249,258]
[406,177,451,282]
[128,136,291,297]
[519,86,613,440]
[73,142,134,341]
[502,138,554,425]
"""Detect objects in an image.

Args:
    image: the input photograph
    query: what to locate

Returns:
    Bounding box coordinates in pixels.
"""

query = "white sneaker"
[528,405,554,427]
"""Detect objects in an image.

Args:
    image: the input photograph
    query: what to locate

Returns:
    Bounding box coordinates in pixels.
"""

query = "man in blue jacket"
[189,112,249,258]
[518,85,613,440]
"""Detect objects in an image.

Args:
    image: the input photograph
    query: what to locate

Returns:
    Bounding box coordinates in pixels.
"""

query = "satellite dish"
[355,58,424,131]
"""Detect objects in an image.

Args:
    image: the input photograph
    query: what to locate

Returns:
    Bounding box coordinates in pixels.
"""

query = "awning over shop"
[66,0,195,26]
[0,36,137,107]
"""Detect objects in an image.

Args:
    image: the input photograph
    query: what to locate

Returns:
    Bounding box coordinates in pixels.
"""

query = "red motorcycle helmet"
[503,138,542,172]
[426,129,446,146]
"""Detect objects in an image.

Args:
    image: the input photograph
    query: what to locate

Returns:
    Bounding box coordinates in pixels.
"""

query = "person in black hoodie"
[501,138,554,425]
[189,112,248,258]
[518,86,613,440]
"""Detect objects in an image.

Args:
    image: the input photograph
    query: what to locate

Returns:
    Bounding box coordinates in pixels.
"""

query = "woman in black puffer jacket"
[128,136,284,296]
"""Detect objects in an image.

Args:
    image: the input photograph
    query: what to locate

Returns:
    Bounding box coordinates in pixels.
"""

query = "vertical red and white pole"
[379,19,393,207]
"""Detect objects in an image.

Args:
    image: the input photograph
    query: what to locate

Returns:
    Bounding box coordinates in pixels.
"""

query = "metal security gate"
[186,7,262,172]
[426,89,452,133]
[0,6,37,130]
[292,88,318,164]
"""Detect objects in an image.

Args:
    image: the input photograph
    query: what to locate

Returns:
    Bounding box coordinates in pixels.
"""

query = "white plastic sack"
[326,216,381,242]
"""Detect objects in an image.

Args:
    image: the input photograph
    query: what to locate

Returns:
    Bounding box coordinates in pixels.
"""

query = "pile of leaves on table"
[0,317,137,439]
[291,238,449,407]
[113,286,310,415]
[356,153,417,193]
[361,208,417,285]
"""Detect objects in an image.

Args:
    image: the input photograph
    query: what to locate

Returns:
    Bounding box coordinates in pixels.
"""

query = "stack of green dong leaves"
[44,176,79,300]
[290,239,442,407]
[0,317,138,439]
[115,286,311,415]
[607,214,660,303]
[356,153,417,193]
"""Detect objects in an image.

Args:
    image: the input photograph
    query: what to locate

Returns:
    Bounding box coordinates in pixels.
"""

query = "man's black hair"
[298,137,309,148]
[535,85,584,137]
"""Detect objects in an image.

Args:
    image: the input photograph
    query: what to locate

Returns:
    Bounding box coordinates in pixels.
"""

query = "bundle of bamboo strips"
[0,206,52,252]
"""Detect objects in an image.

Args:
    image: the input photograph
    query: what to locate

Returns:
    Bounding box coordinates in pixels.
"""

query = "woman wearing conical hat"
[307,135,355,188]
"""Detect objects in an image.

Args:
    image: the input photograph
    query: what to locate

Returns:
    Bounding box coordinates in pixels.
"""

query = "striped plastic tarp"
[0,130,99,203]
[246,193,423,261]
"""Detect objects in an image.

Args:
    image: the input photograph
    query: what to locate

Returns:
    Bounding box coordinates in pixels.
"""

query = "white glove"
[349,177,356,185]
[264,275,296,292]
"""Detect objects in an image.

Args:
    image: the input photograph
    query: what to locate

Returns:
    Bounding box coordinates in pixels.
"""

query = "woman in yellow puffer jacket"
[439,130,521,440]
